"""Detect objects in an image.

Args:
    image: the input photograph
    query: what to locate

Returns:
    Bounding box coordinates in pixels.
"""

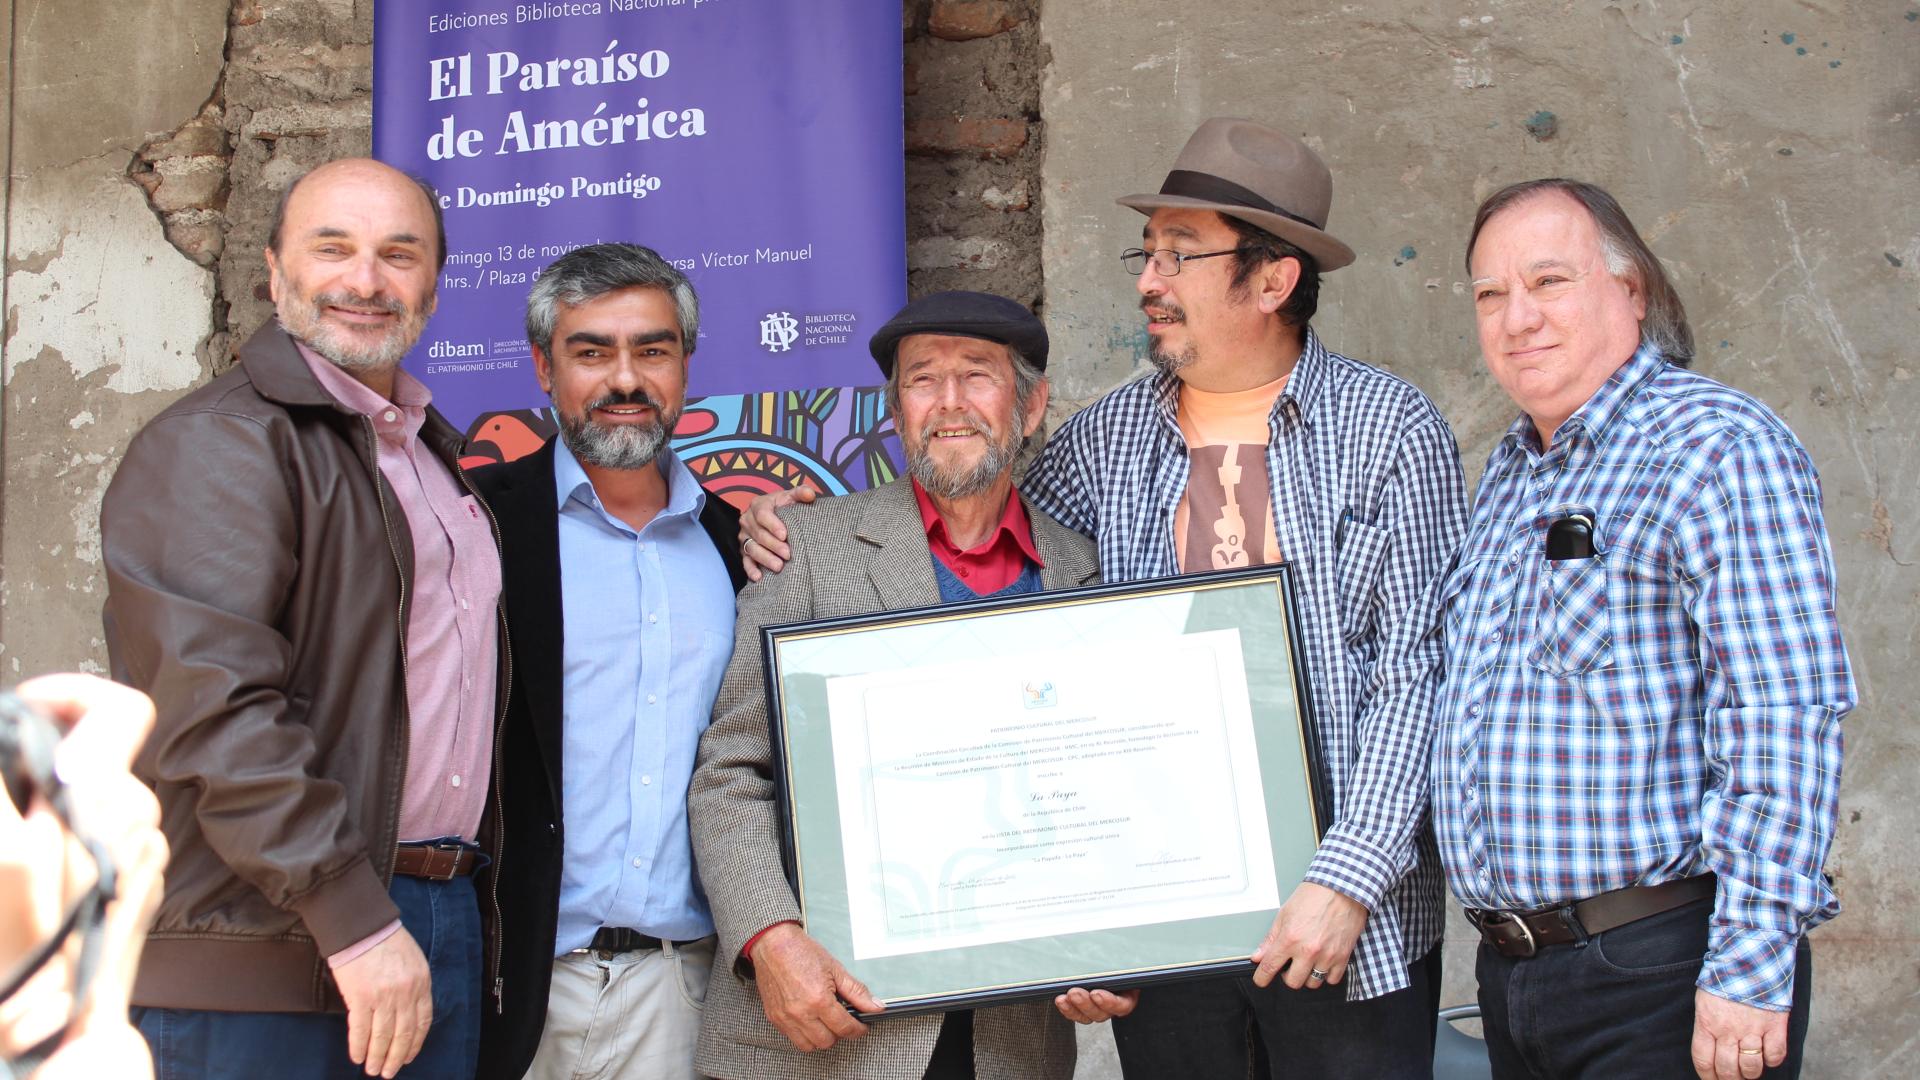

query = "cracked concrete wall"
[1,0,228,678]
[1041,2,1918,1076]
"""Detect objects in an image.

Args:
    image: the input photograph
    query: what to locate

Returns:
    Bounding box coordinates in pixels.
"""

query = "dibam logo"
[759,312,799,353]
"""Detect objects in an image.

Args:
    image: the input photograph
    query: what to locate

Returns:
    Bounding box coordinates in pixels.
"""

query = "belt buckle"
[426,838,467,882]
[1480,910,1538,958]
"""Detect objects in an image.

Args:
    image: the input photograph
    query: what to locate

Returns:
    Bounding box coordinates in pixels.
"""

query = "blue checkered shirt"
[1024,329,1468,1002]
[1431,346,1853,1011]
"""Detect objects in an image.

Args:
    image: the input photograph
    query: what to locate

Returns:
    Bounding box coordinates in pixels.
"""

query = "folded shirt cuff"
[326,919,403,970]
[1302,827,1398,913]
[1700,928,1800,1012]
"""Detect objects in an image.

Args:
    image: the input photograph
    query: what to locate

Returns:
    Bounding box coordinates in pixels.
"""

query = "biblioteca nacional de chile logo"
[759,312,799,353]
[759,310,859,354]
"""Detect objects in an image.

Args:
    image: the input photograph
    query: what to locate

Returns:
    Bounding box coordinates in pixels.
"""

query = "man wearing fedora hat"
[738,119,1467,1075]
[689,292,1100,1080]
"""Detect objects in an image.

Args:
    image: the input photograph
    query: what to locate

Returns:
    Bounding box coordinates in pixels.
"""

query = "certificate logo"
[1022,680,1057,709]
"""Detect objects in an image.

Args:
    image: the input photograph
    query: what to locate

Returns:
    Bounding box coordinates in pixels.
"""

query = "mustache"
[584,389,664,413]
[1141,297,1185,321]
[312,291,409,317]
[914,410,997,442]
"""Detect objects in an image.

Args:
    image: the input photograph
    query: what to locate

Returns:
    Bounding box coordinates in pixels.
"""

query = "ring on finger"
[1308,967,1329,981]
[1739,1048,1763,1056]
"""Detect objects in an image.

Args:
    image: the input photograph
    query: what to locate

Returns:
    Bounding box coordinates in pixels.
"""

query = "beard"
[554,389,678,470]
[1143,297,1195,375]
[277,282,430,373]
[904,408,1023,500]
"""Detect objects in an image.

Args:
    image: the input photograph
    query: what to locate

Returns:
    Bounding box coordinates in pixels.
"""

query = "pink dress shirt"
[298,344,501,966]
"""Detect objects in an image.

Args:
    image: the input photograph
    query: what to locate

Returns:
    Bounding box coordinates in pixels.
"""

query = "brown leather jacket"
[102,322,508,1013]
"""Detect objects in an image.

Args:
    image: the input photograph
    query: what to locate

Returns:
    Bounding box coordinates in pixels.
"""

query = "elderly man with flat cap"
[742,118,1468,1075]
[689,292,1100,1080]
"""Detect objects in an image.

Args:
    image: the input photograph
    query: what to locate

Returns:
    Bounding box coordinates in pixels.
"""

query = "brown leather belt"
[1468,874,1715,958]
[391,841,480,881]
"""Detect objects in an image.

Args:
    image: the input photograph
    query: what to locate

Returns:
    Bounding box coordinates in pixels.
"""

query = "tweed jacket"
[688,478,1097,1080]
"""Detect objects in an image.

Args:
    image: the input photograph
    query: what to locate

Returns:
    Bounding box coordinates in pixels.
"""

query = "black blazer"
[469,437,745,1080]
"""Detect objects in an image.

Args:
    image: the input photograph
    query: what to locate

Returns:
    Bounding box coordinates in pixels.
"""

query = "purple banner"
[373,0,904,500]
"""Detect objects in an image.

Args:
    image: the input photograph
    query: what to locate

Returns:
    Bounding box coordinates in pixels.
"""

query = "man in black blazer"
[470,243,746,1080]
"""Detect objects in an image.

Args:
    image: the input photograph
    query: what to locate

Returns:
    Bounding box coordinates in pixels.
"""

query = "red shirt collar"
[910,479,1045,592]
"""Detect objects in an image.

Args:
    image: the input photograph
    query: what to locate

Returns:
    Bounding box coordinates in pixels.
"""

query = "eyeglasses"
[1120,247,1257,277]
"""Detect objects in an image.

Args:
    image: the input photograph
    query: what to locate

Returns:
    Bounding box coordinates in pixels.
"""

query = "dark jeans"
[134,875,482,1080]
[1113,944,1443,1079]
[1476,898,1812,1079]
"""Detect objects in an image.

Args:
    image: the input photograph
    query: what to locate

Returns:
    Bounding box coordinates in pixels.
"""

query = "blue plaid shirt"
[1024,330,1468,1002]
[1431,346,1853,1011]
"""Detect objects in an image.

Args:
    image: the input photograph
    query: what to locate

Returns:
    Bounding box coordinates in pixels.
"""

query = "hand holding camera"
[1,674,168,1080]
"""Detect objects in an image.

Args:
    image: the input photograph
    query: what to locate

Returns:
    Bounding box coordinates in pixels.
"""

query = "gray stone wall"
[1040,3,1918,1076]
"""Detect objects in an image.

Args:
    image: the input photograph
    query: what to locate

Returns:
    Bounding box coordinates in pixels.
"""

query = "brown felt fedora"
[1118,117,1356,271]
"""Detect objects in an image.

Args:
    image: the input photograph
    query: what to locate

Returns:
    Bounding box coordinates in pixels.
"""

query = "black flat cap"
[868,291,1048,377]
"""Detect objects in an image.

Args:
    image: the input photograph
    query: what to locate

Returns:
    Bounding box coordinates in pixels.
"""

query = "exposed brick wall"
[903,0,1046,307]
[127,0,374,371]
[218,2,376,355]
[131,1,1049,365]
[130,102,230,270]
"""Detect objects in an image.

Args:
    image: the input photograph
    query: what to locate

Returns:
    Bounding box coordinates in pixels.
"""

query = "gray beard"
[305,331,409,373]
[905,415,1021,500]
[278,291,424,373]
[1148,338,1196,376]
[554,394,675,471]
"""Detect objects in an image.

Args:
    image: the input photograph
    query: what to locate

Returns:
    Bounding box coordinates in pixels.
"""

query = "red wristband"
[741,920,800,960]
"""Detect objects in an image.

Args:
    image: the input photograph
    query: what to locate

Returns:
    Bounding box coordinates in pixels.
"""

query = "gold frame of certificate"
[761,564,1329,1020]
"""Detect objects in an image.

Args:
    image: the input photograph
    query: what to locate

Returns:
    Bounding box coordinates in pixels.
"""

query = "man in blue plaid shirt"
[1436,179,1853,1080]
[743,118,1468,1077]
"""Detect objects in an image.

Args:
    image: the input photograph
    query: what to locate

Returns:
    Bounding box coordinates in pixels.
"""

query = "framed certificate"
[761,565,1328,1019]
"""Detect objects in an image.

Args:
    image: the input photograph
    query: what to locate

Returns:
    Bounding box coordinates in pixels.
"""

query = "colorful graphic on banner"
[457,385,899,511]
[373,1,904,492]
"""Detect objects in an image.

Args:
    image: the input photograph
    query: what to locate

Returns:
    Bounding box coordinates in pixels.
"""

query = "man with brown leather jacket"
[101,158,506,1080]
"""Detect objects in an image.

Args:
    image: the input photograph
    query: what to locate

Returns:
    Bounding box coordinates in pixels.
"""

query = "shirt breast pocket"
[1334,518,1393,645]
[676,626,735,733]
[449,495,503,599]
[1531,554,1613,676]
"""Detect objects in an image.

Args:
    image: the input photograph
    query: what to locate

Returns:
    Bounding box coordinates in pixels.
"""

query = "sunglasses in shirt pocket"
[1529,530,1614,677]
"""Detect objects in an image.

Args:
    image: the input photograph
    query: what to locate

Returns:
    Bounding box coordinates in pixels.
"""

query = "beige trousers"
[522,935,715,1080]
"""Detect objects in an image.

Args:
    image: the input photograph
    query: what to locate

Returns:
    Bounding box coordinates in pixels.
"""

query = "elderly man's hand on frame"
[748,922,882,1052]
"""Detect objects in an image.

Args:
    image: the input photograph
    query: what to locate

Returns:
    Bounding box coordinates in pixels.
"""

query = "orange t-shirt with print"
[1174,373,1288,572]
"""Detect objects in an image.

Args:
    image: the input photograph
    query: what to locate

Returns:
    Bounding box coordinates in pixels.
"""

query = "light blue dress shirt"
[552,438,735,953]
